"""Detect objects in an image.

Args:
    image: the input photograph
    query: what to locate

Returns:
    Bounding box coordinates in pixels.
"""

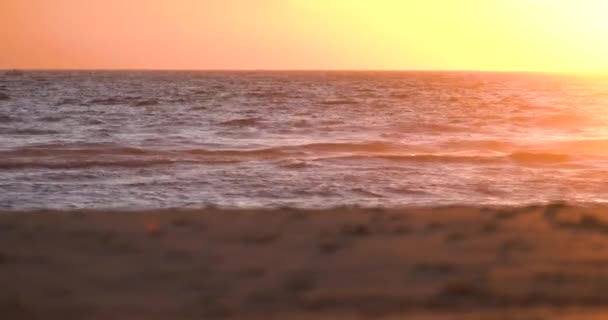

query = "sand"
[3,204,608,319]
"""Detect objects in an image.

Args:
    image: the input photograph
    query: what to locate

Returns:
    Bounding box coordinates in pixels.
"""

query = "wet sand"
[3,204,608,319]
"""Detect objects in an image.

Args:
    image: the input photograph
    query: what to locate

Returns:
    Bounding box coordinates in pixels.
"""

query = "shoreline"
[3,204,608,319]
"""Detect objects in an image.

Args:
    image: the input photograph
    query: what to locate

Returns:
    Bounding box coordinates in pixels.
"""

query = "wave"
[131,99,159,107]
[320,99,358,105]
[219,118,262,127]
[0,114,14,123]
[326,151,576,165]
[535,113,592,128]
[88,96,160,107]
[547,139,608,156]
[54,98,80,106]
[283,141,404,153]
[396,122,472,134]
[508,151,572,164]
[88,97,132,106]
[1,144,152,157]
[176,141,408,157]
[247,90,290,98]
[0,144,586,171]
[439,138,608,156]
[0,128,62,135]
[0,141,590,158]
[0,159,179,170]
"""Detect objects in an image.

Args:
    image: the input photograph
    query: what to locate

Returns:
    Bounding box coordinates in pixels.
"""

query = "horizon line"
[2,68,606,75]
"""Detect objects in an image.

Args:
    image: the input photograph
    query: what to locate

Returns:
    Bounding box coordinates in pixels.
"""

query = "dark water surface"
[2,71,608,209]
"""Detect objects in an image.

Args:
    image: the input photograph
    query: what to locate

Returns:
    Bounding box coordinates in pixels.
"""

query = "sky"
[2,0,608,72]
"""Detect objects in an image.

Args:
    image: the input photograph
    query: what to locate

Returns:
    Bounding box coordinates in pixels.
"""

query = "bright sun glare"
[289,0,608,72]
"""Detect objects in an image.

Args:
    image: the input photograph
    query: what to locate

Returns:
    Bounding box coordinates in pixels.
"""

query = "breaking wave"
[0,142,591,170]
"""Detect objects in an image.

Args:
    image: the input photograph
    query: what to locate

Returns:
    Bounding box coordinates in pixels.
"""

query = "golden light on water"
[2,0,608,71]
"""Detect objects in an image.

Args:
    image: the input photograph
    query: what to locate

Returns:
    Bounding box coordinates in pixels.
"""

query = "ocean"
[1,70,608,209]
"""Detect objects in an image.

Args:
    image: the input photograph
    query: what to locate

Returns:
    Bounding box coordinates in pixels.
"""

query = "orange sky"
[2,0,608,71]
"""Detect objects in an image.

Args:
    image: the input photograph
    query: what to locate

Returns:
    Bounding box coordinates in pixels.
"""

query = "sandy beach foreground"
[3,204,608,319]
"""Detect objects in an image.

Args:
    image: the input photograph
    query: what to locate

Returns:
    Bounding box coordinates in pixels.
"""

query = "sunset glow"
[2,0,608,71]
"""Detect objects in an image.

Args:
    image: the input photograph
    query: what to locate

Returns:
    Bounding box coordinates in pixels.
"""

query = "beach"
[3,204,608,319]
[4,1,608,319]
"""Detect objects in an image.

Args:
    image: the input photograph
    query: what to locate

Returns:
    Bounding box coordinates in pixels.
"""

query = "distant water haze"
[1,71,608,209]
